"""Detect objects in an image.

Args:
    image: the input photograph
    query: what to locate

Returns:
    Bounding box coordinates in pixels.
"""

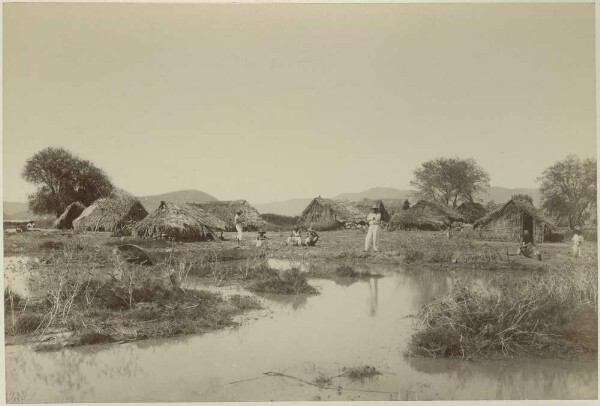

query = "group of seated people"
[253,226,319,247]
[286,226,319,247]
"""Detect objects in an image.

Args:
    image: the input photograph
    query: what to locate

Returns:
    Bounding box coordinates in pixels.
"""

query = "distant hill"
[138,189,218,212]
[254,198,312,217]
[253,186,541,216]
[481,187,541,206]
[4,201,29,216]
[333,187,413,202]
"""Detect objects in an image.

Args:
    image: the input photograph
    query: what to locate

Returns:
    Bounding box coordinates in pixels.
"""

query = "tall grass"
[408,251,598,359]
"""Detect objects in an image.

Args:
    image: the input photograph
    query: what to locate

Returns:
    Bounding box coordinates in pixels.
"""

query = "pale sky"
[3,3,596,204]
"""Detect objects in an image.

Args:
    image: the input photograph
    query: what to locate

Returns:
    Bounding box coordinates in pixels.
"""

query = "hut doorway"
[523,213,534,237]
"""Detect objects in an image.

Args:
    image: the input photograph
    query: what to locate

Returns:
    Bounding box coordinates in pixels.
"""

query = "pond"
[4,260,597,402]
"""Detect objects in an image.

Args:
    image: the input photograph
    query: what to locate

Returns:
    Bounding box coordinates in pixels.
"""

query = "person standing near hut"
[572,228,584,257]
[364,204,382,252]
[234,210,243,244]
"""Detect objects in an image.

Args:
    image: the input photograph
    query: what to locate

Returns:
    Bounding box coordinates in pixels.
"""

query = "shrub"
[248,268,318,295]
[409,254,598,359]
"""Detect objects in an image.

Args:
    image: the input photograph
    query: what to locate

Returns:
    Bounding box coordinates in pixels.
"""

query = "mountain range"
[4,186,540,220]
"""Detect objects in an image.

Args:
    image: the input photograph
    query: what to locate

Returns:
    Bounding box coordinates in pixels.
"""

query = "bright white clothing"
[365,225,381,251]
[235,223,243,241]
[572,234,584,257]
[367,212,382,226]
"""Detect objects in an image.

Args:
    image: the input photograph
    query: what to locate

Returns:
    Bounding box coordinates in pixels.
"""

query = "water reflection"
[368,278,378,316]
[5,263,597,402]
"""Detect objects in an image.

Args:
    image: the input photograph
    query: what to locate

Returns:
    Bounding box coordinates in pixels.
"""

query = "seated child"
[286,227,302,246]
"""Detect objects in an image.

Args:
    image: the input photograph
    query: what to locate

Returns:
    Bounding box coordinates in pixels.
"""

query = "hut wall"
[478,210,522,242]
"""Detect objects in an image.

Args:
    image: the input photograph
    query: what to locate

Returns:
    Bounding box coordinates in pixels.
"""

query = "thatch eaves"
[54,201,86,229]
[73,189,148,232]
[133,201,226,241]
[194,200,265,231]
[474,198,556,230]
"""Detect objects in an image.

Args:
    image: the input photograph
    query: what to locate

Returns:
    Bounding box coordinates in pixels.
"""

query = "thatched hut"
[133,201,226,241]
[299,197,365,230]
[73,189,148,232]
[456,202,487,224]
[195,200,265,231]
[388,200,465,231]
[353,199,391,223]
[473,198,556,243]
[54,202,86,229]
[380,199,408,218]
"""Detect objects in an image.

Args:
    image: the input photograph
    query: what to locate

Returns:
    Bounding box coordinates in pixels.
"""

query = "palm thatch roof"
[474,198,556,230]
[53,201,86,230]
[73,189,148,232]
[456,202,487,224]
[299,197,365,230]
[194,200,265,231]
[388,200,465,231]
[353,199,391,223]
[133,201,226,241]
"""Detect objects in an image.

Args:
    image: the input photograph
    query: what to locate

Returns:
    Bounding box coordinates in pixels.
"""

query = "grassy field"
[3,228,597,358]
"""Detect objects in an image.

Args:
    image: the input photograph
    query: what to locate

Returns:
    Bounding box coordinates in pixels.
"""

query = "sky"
[3,2,596,204]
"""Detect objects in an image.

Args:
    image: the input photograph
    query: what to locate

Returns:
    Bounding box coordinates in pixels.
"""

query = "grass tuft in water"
[340,365,382,381]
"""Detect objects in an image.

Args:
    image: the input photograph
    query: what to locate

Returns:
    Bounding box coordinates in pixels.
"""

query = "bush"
[248,268,318,295]
[409,254,598,359]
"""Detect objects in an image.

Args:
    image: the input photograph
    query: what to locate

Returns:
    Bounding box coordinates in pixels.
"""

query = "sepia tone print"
[3,2,597,402]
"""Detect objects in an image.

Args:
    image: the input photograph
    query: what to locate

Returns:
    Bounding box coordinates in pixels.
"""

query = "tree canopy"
[538,155,596,229]
[22,147,114,216]
[410,157,490,208]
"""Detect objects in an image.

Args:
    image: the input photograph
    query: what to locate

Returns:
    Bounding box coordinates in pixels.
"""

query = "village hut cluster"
[13,184,559,247]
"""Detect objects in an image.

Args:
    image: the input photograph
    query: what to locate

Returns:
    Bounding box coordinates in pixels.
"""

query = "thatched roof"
[73,189,148,232]
[456,202,487,224]
[474,198,556,230]
[133,201,226,241]
[299,197,365,230]
[194,200,265,231]
[380,199,409,217]
[54,202,86,229]
[353,199,391,223]
[389,200,465,231]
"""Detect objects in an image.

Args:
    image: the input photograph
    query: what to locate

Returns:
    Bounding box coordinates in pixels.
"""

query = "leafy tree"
[538,155,596,229]
[402,200,410,210]
[22,147,114,216]
[410,157,490,208]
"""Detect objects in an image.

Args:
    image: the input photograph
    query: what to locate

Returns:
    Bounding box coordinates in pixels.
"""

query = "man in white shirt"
[365,204,382,252]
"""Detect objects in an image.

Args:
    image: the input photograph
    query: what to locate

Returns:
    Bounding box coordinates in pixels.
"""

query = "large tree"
[410,157,490,208]
[22,147,114,216]
[538,155,596,229]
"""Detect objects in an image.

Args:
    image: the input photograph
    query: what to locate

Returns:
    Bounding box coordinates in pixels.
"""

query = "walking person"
[364,204,382,252]
[234,210,243,244]
[572,228,584,257]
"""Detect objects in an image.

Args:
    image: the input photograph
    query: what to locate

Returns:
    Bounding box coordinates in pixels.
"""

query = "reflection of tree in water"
[405,357,597,399]
[396,268,454,308]
[13,344,142,402]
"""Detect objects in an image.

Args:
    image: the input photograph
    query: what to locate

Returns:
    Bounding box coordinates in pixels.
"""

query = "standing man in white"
[364,204,382,252]
[234,210,243,244]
